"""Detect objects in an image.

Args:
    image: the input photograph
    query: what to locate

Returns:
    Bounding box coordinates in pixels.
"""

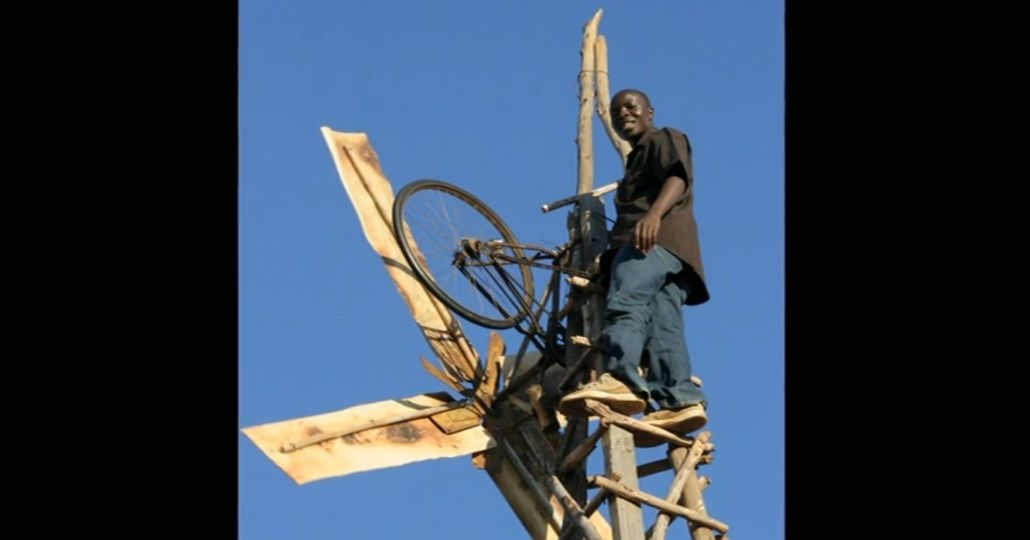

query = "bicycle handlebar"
[540,181,619,214]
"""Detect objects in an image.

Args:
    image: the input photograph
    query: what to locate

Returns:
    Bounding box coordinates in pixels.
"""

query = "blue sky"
[239,1,783,539]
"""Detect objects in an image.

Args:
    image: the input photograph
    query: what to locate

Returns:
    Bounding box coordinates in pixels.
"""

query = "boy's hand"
[634,212,662,253]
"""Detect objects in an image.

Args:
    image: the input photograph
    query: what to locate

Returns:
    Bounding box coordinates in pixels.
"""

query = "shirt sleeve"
[653,128,694,188]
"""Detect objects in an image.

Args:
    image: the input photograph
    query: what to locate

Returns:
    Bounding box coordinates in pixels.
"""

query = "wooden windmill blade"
[320,128,482,388]
[241,391,491,485]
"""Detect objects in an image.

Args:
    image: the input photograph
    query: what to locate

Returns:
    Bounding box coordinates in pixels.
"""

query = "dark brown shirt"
[605,126,709,305]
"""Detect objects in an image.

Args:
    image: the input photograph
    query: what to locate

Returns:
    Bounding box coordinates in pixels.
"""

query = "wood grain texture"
[242,392,494,485]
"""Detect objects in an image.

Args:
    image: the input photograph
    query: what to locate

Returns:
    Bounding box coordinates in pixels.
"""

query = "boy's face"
[611,92,654,142]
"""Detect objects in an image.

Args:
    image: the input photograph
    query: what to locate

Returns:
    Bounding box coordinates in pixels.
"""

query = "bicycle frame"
[454,238,579,362]
[455,181,615,377]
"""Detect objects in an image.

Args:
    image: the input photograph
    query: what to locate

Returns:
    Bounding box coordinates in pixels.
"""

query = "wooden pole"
[666,436,717,540]
[497,440,566,533]
[577,9,602,194]
[576,9,645,540]
[521,420,607,540]
[600,421,644,538]
[650,432,713,540]
[558,11,605,540]
[594,34,632,165]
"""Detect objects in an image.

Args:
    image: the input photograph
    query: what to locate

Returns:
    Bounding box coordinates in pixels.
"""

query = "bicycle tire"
[392,179,535,330]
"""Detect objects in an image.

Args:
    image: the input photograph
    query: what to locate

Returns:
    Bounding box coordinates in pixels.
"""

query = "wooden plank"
[241,392,493,485]
[489,424,615,540]
[419,354,465,393]
[485,442,615,540]
[517,421,605,540]
[482,445,561,540]
[476,331,506,406]
[279,400,470,452]
[320,128,481,388]
[498,440,565,534]
[601,424,644,538]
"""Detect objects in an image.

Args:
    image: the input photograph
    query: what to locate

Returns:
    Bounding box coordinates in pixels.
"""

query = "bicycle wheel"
[392,179,535,330]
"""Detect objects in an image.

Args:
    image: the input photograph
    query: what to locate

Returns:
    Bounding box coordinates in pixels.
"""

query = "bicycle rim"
[392,179,535,330]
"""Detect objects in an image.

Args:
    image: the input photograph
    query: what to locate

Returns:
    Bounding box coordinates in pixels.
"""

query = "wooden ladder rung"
[587,474,729,534]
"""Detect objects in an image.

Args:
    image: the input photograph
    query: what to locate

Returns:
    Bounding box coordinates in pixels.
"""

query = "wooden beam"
[577,8,602,194]
[588,475,729,534]
[636,458,673,479]
[419,355,465,393]
[600,424,644,538]
[593,33,631,165]
[319,128,481,388]
[666,434,717,540]
[499,439,566,533]
[476,331,506,407]
[486,429,614,540]
[585,400,697,449]
[485,444,563,539]
[650,434,712,540]
[558,421,608,474]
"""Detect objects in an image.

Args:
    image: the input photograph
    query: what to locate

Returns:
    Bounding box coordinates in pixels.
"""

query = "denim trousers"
[601,245,707,410]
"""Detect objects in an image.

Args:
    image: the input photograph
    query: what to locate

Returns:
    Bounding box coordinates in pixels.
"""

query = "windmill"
[242,10,728,540]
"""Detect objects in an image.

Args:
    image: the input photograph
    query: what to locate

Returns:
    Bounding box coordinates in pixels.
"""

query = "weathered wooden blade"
[242,392,494,485]
[475,331,506,406]
[320,128,481,384]
[419,354,466,393]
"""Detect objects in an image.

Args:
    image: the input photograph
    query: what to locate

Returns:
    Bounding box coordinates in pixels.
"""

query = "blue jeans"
[601,245,707,409]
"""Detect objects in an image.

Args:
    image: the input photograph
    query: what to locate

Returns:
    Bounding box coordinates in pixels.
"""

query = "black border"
[72,1,239,533]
